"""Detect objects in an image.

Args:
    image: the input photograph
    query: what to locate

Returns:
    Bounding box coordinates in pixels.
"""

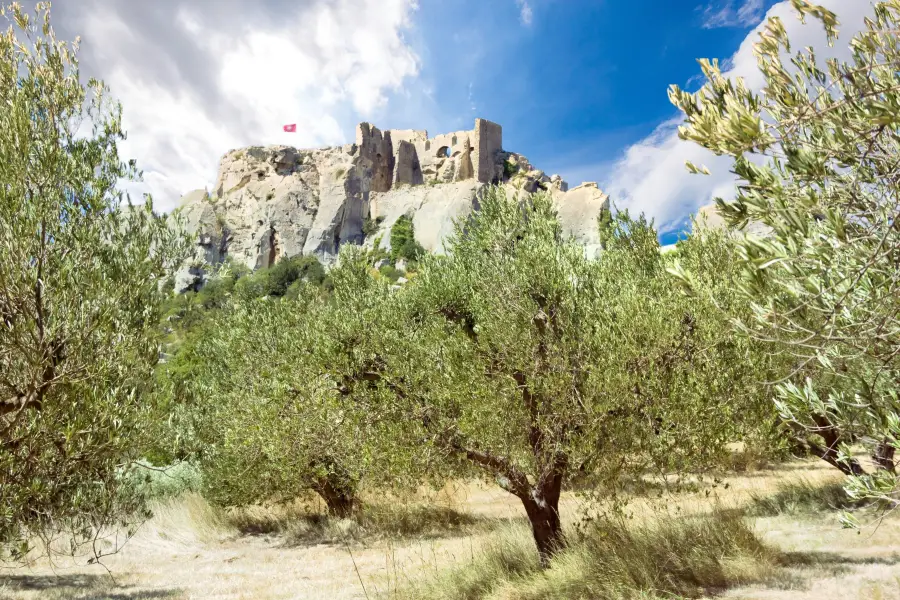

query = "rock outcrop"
[172,118,611,291]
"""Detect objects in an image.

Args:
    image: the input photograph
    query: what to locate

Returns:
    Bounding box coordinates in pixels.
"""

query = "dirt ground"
[0,459,897,600]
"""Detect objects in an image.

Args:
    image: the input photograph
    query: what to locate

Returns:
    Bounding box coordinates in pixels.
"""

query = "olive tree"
[0,2,187,559]
[670,222,790,460]
[668,0,900,506]
[165,260,403,517]
[337,187,769,564]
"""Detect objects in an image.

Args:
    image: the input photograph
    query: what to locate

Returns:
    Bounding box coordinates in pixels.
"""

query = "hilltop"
[172,118,610,291]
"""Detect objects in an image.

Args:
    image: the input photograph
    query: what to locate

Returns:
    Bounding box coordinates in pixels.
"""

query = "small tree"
[0,2,187,559]
[390,214,425,264]
[668,0,900,507]
[337,187,767,564]
[165,255,398,517]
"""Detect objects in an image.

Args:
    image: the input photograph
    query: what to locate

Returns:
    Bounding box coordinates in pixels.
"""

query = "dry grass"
[0,459,898,599]
[747,478,866,517]
[392,509,779,600]
[226,499,497,545]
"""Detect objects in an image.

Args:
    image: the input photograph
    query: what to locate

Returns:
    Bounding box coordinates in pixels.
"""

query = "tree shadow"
[782,550,900,568]
[769,550,900,583]
[0,573,182,599]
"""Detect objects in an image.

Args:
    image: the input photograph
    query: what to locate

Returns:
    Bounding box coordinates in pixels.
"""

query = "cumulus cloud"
[602,0,875,234]
[516,0,534,26]
[701,0,766,29]
[34,0,420,211]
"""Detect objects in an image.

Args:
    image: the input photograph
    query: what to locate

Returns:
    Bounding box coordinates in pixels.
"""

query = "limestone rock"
[173,117,615,285]
[552,183,610,259]
[369,180,482,255]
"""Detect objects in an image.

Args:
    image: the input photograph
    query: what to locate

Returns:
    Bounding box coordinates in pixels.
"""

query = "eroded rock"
[174,118,614,285]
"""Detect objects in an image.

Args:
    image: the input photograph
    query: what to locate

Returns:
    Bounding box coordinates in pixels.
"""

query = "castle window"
[451,135,458,146]
[436,146,450,158]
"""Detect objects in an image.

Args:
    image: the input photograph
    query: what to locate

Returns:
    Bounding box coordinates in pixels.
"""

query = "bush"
[363,215,385,237]
[262,255,326,297]
[390,214,425,263]
[379,264,404,283]
[231,255,327,299]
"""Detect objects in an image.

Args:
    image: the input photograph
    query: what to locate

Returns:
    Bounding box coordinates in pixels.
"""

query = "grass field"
[0,458,897,600]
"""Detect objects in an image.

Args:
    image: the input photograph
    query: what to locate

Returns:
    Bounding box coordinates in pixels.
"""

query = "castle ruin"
[356,118,504,191]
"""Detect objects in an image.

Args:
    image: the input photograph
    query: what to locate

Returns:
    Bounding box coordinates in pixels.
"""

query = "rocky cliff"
[172,118,611,292]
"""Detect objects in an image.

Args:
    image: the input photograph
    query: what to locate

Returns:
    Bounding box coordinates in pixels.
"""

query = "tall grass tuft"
[401,509,778,600]
[747,478,862,517]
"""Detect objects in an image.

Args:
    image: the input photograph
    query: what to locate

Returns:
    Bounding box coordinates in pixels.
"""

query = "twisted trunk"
[313,475,356,518]
[810,414,866,476]
[519,475,564,567]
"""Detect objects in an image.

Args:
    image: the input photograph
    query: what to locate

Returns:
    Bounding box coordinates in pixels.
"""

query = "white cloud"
[601,0,876,234]
[59,0,420,211]
[701,0,765,29]
[516,0,534,26]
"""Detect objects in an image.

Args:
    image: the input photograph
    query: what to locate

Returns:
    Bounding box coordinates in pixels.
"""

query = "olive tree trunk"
[519,479,564,567]
[313,476,356,518]
[873,441,896,473]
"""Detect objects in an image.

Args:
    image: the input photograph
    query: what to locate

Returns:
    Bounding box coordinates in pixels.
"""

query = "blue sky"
[375,0,783,243]
[41,0,872,241]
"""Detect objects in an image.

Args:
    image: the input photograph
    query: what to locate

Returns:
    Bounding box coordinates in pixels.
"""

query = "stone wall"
[355,119,502,190]
[474,118,503,184]
[393,140,423,186]
[356,123,393,193]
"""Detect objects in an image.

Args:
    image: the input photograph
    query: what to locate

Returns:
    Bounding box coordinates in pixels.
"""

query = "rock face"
[172,118,611,291]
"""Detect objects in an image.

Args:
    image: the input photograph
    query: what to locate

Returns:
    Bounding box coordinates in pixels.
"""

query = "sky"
[28,0,876,242]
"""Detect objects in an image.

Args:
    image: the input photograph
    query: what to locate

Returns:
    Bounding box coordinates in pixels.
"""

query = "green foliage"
[363,214,385,237]
[161,275,176,297]
[161,251,407,517]
[390,214,425,263]
[121,461,204,502]
[402,509,775,600]
[668,0,900,504]
[257,254,326,297]
[379,263,404,283]
[326,186,771,563]
[0,2,189,560]
[596,206,614,250]
[503,159,518,179]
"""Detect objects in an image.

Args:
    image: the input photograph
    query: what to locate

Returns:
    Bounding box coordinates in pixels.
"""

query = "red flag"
[283,124,297,132]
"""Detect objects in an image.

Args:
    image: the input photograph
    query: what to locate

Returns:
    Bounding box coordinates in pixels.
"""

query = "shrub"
[390,214,425,263]
[363,215,385,237]
[379,264,403,283]
[503,159,518,179]
[232,255,327,299]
